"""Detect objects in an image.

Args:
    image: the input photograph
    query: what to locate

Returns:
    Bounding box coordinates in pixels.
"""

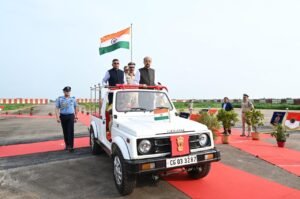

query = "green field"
[174,102,300,110]
[0,104,33,111]
[79,102,300,112]
[79,103,99,112]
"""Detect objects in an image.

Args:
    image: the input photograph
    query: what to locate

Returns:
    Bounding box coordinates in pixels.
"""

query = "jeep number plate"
[166,155,197,168]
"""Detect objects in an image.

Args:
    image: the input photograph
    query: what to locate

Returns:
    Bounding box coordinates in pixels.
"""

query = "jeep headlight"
[138,139,152,154]
[199,134,208,147]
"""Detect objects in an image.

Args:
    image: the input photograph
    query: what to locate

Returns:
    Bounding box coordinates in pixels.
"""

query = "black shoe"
[68,148,74,153]
[65,146,69,150]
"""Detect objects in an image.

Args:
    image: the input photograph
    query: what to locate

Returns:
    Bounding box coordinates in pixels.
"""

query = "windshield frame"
[115,90,174,113]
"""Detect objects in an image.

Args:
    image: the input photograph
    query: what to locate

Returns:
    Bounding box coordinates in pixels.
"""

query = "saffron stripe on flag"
[154,109,169,114]
[100,27,130,43]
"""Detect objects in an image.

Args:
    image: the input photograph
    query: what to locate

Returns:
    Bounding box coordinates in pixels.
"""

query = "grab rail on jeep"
[105,84,168,92]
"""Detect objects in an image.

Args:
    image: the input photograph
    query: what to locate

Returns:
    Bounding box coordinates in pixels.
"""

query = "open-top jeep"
[89,84,220,195]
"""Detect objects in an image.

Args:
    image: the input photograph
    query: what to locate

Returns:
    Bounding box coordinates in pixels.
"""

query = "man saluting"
[55,86,78,152]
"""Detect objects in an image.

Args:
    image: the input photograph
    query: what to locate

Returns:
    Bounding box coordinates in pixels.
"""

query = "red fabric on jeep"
[105,111,110,130]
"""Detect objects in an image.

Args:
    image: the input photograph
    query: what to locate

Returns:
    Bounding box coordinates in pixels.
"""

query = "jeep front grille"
[137,134,211,156]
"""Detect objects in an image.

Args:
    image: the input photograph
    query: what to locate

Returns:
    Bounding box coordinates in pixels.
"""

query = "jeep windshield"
[115,91,173,112]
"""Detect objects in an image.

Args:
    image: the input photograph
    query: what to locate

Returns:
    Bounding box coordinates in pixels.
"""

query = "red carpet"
[216,129,300,176]
[0,114,55,119]
[0,137,89,158]
[166,162,300,199]
[77,112,90,127]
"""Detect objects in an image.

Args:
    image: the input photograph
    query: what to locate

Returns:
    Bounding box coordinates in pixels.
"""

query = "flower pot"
[221,135,229,144]
[251,132,260,140]
[277,141,285,148]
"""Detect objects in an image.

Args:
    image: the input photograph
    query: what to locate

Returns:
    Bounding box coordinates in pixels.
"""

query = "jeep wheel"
[187,163,211,179]
[90,127,102,155]
[112,148,136,195]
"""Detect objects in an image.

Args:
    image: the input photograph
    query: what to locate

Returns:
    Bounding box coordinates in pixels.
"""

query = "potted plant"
[197,112,221,141]
[245,109,264,140]
[271,124,289,147]
[216,109,239,144]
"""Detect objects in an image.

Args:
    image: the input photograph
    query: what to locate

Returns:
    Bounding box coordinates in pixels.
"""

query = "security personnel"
[102,59,125,104]
[55,86,78,152]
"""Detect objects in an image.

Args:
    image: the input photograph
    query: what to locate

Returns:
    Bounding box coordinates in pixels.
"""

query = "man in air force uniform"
[55,86,78,152]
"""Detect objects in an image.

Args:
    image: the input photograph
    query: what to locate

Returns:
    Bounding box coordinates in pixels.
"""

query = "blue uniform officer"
[55,86,78,152]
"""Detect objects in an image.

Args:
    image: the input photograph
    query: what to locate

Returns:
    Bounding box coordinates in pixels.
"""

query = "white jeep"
[89,85,220,195]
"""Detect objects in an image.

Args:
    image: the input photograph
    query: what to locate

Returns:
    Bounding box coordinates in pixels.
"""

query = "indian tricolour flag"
[154,109,169,121]
[99,27,130,55]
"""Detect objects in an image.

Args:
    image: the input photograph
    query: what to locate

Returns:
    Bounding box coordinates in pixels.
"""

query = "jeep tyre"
[112,147,136,195]
[90,127,102,155]
[187,163,211,179]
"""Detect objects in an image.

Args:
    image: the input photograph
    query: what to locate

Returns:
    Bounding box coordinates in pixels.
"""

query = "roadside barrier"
[0,98,49,104]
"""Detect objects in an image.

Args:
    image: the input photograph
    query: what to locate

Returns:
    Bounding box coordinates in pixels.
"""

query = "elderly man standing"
[135,56,155,86]
[241,94,254,137]
[102,59,126,104]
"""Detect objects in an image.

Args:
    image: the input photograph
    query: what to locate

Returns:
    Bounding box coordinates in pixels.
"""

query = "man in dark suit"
[134,56,155,86]
[221,97,234,134]
[102,59,125,104]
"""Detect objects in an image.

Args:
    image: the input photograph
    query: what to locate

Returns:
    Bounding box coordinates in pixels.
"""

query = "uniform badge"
[176,136,184,152]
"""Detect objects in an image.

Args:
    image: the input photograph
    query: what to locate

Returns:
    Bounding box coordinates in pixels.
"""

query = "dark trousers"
[60,114,75,148]
[108,93,113,105]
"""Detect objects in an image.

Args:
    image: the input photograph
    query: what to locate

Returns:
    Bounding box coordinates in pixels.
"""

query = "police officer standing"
[55,86,78,152]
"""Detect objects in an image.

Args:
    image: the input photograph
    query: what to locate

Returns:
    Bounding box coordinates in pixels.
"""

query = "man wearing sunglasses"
[102,59,126,104]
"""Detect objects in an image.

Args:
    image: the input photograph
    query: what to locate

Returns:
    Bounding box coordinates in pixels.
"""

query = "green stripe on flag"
[154,116,169,121]
[99,41,130,55]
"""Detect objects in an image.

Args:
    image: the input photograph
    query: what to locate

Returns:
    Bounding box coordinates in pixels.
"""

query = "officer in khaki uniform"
[241,94,254,137]
[55,86,78,152]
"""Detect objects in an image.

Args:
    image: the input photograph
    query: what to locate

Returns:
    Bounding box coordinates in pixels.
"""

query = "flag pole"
[130,23,133,62]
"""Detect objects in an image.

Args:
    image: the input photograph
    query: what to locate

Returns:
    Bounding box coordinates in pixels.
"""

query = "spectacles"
[113,62,119,65]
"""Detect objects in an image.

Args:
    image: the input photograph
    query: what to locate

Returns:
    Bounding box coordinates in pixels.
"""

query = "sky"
[0,0,300,99]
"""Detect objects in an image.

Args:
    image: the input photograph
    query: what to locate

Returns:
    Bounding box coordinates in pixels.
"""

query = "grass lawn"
[79,102,300,111]
[174,102,300,111]
[79,103,99,112]
[0,104,33,111]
